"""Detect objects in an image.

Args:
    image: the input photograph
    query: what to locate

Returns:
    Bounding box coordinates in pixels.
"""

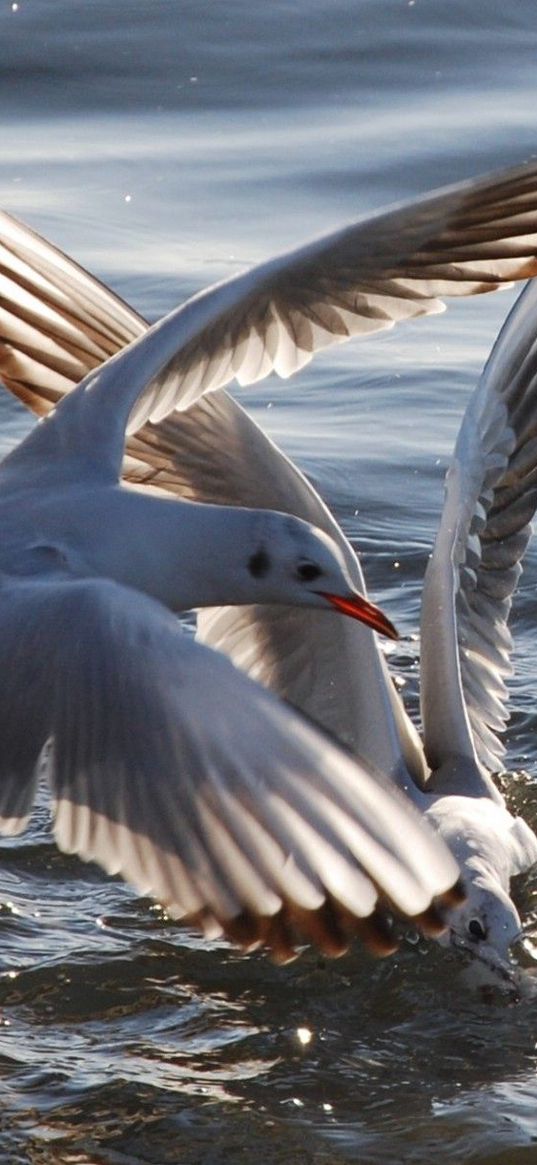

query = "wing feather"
[0,576,460,959]
[3,161,537,473]
[421,279,537,784]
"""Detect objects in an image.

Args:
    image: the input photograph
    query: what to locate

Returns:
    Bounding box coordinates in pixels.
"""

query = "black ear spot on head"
[248,548,271,578]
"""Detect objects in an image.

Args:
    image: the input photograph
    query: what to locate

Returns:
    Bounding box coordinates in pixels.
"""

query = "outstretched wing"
[421,278,537,788]
[0,206,146,415]
[3,160,537,480]
[0,575,460,961]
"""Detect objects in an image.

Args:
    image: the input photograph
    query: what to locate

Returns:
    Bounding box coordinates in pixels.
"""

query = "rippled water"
[1,2,537,1161]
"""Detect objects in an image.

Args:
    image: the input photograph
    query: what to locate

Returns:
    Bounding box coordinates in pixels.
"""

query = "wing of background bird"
[0,574,461,961]
[421,278,537,790]
[0,206,146,414]
[3,160,537,478]
[185,392,427,783]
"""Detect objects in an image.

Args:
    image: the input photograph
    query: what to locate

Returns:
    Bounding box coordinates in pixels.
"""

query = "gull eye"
[468,918,488,942]
[296,561,322,582]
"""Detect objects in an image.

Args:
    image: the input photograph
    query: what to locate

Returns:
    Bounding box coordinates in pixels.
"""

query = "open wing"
[0,574,461,961]
[421,278,537,788]
[3,160,537,477]
[0,206,146,415]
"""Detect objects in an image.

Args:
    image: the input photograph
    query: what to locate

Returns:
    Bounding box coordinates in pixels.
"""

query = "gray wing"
[3,160,537,478]
[421,279,537,789]
[0,575,460,960]
[186,392,426,782]
[0,206,146,414]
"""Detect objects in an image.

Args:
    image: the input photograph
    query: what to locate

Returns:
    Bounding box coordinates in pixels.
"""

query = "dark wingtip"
[414,904,448,938]
[413,879,466,938]
[354,909,399,956]
[441,878,467,908]
[191,877,466,963]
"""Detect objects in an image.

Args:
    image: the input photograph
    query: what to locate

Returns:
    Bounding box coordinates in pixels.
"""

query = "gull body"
[421,793,533,974]
[2,162,537,971]
[413,278,537,975]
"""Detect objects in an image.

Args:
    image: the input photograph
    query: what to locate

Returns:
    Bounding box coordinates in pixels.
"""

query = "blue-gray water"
[1,2,537,1162]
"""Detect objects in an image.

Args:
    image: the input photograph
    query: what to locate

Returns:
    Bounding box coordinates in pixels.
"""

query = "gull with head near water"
[2,162,537,970]
[416,277,537,982]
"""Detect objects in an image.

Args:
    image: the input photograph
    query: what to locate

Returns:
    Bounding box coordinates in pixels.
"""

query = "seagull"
[1,161,537,976]
[415,277,537,980]
[0,219,479,969]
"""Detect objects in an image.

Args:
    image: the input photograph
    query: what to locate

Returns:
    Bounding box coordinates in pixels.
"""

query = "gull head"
[0,488,397,641]
[241,512,398,639]
[438,874,522,984]
[423,793,531,986]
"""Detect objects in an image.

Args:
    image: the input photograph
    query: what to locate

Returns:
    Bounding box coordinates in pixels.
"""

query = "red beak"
[319,591,399,640]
